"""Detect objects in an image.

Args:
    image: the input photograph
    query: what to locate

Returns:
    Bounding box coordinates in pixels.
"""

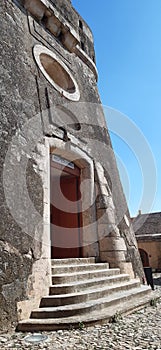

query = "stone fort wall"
[0,0,144,330]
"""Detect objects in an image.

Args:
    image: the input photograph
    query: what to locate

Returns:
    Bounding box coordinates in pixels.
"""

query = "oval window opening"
[33,45,80,101]
[40,53,76,94]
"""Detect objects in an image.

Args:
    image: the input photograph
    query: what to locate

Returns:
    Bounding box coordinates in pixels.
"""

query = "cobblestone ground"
[1,276,161,350]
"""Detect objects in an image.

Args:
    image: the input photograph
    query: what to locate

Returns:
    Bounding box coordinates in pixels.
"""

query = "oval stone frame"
[33,45,80,101]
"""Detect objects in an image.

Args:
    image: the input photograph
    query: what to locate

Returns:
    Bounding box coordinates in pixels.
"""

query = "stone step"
[40,279,140,307]
[49,273,130,295]
[17,286,152,331]
[51,258,95,266]
[52,268,120,284]
[31,285,151,319]
[52,262,109,275]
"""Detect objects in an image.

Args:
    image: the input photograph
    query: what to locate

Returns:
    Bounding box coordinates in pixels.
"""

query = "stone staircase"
[17,258,152,331]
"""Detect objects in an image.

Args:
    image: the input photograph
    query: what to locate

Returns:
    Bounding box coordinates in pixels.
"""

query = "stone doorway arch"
[139,248,150,267]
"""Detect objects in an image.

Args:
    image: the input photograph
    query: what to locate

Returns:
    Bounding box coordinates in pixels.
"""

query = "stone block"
[24,0,46,20]
[118,262,135,279]
[62,31,78,51]
[17,258,51,320]
[100,251,126,263]
[97,209,108,223]
[97,223,120,239]
[82,242,99,258]
[98,224,109,239]
[96,195,109,210]
[45,16,61,37]
[99,237,127,252]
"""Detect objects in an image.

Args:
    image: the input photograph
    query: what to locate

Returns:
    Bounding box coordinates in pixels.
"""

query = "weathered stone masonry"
[134,212,161,270]
[0,0,144,330]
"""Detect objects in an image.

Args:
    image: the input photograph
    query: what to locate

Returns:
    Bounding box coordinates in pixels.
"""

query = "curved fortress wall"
[0,0,143,329]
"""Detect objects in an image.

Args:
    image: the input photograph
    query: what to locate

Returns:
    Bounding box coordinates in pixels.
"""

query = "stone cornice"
[23,0,98,80]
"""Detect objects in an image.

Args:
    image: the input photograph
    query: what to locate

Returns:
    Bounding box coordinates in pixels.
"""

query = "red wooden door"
[50,160,82,258]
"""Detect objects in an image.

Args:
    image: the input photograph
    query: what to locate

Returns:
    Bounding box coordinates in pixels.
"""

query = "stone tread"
[41,279,141,305]
[51,269,120,284]
[52,263,110,274]
[16,259,153,332]
[32,285,151,316]
[50,273,130,289]
[52,268,120,279]
[17,285,153,331]
[51,258,96,265]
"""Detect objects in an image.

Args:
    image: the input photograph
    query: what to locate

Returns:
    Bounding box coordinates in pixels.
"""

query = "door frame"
[42,137,98,260]
[50,155,83,258]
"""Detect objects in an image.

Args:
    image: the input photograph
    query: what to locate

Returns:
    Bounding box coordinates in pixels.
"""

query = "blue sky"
[72,0,161,216]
